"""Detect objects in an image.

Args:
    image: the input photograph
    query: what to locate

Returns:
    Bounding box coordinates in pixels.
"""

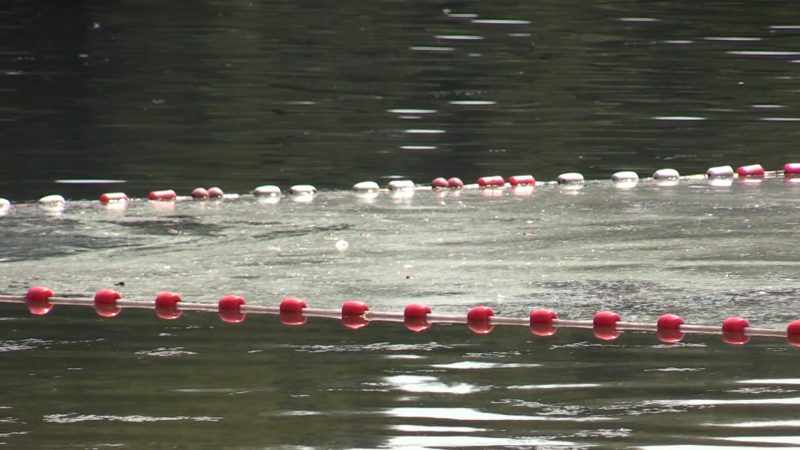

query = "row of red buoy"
[12,286,800,347]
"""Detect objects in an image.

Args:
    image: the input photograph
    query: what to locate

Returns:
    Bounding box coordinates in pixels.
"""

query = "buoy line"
[0,163,798,216]
[0,287,797,347]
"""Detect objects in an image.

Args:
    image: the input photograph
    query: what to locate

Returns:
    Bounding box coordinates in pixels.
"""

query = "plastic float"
[736,164,765,177]
[148,189,177,201]
[0,198,11,216]
[38,194,66,212]
[477,175,505,187]
[252,185,282,197]
[706,165,734,178]
[508,175,535,186]
[1,287,798,347]
[610,171,639,189]
[557,172,584,184]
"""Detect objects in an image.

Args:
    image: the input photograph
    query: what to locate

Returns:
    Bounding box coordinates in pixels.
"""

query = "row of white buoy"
[0,163,798,216]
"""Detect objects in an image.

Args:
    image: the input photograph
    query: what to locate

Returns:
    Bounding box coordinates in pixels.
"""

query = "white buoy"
[252,185,282,197]
[290,184,316,196]
[557,172,584,184]
[653,168,680,180]
[707,165,734,178]
[0,198,11,216]
[611,171,639,189]
[388,180,415,191]
[352,181,380,200]
[39,194,66,212]
[335,239,349,252]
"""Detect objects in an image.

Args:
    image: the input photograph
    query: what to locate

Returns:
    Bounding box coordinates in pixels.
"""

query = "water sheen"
[0,306,798,449]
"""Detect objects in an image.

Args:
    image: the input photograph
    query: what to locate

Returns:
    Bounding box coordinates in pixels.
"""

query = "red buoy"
[529,309,557,325]
[447,177,464,188]
[342,300,369,316]
[508,175,535,186]
[280,298,307,314]
[218,295,246,323]
[154,292,182,320]
[404,303,431,320]
[529,309,557,336]
[722,316,749,332]
[404,304,431,333]
[657,314,684,330]
[467,306,494,334]
[786,320,800,348]
[26,286,54,316]
[207,187,224,199]
[99,192,129,205]
[191,187,209,199]
[26,286,53,302]
[148,190,177,201]
[593,311,620,327]
[94,289,121,305]
[785,163,800,174]
[93,289,122,317]
[736,164,765,177]
[431,177,449,188]
[155,291,181,308]
[467,306,494,322]
[477,176,505,187]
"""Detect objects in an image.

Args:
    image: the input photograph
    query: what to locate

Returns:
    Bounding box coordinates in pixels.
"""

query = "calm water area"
[1,0,800,448]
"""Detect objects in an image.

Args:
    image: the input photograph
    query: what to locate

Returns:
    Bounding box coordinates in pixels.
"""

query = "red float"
[736,164,765,177]
[722,316,749,332]
[722,331,749,345]
[26,286,54,316]
[529,309,557,324]
[657,314,684,330]
[431,177,449,188]
[191,187,209,199]
[342,300,369,316]
[154,292,182,320]
[784,163,800,174]
[447,177,464,188]
[477,176,505,187]
[593,311,620,327]
[280,298,307,314]
[99,192,129,204]
[404,303,431,320]
[148,190,177,201]
[218,295,246,324]
[508,175,535,186]
[208,187,224,199]
[467,306,494,334]
[93,289,122,318]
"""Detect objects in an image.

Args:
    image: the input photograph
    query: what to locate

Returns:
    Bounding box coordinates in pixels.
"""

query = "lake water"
[1,0,800,448]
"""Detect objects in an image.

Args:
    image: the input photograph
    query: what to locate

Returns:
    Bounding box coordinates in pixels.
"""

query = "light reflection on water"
[0,306,797,448]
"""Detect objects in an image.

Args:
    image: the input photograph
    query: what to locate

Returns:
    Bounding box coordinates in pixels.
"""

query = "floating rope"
[1,287,798,347]
[0,162,798,215]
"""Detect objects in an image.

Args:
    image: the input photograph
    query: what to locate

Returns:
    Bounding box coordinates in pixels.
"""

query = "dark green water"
[2,1,800,448]
[2,1,800,200]
[1,304,799,449]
